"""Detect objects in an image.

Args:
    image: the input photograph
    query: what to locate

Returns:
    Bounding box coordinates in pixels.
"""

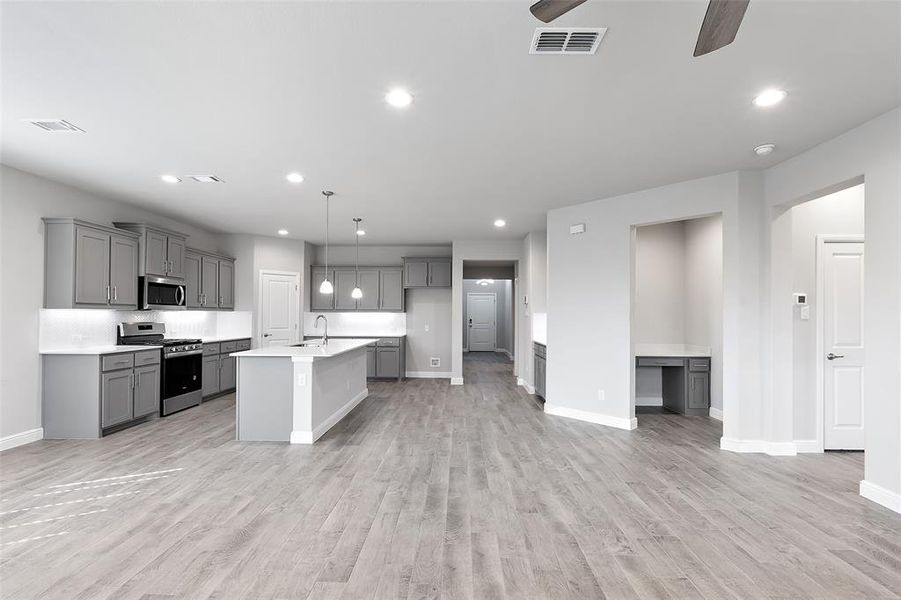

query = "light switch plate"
[800,305,810,320]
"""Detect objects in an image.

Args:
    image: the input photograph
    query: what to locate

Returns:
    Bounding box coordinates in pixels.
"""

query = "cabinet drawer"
[203,343,221,356]
[377,338,400,347]
[636,357,684,368]
[689,358,710,372]
[133,350,161,366]
[236,339,251,351]
[220,341,238,353]
[102,352,135,372]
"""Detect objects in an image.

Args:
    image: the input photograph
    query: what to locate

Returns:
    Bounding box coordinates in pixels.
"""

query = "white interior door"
[823,241,865,450]
[468,293,496,352]
[259,272,299,347]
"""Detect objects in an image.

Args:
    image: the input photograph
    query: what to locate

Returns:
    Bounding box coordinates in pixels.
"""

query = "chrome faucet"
[315,314,329,345]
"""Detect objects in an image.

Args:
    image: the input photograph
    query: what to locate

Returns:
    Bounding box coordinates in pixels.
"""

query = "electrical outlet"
[430,357,440,368]
[598,389,605,403]
[295,374,307,387]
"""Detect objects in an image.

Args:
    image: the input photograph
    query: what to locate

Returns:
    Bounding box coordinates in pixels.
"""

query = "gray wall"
[0,165,226,440]
[633,221,686,345]
[790,184,864,440]
[462,279,514,354]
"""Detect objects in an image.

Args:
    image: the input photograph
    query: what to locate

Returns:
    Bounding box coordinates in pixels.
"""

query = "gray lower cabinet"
[101,369,134,428]
[202,339,249,398]
[366,345,377,377]
[376,348,399,379]
[43,218,141,310]
[403,258,451,288]
[687,371,710,410]
[305,336,405,381]
[310,266,404,312]
[533,342,547,400]
[43,349,161,438]
[637,355,711,416]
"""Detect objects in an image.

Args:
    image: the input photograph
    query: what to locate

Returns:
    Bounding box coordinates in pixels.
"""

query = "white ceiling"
[2,1,899,245]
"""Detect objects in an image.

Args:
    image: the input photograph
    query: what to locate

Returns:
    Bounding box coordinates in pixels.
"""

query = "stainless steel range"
[118,322,202,416]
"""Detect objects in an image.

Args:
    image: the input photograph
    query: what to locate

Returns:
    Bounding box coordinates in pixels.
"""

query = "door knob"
[826,353,845,360]
[263,333,271,337]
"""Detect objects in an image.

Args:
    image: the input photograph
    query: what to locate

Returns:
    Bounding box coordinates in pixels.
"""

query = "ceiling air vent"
[23,119,84,133]
[529,27,607,55]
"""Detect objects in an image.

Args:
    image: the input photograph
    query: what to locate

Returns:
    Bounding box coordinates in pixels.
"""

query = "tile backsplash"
[302,312,406,337]
[40,309,252,349]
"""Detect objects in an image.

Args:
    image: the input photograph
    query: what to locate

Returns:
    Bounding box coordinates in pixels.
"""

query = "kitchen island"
[231,338,376,443]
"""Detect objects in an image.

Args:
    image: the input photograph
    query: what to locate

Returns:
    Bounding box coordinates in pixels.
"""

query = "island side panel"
[43,354,102,439]
[309,348,369,442]
[236,356,294,442]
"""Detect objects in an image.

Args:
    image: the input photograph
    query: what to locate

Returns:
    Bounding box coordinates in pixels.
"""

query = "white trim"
[794,439,823,453]
[860,480,901,514]
[815,234,865,452]
[497,348,514,360]
[0,428,44,451]
[450,377,464,386]
[720,437,797,456]
[257,270,301,349]
[544,403,637,431]
[635,396,663,407]
[708,407,723,421]
[466,292,497,352]
[406,371,452,379]
[290,388,369,444]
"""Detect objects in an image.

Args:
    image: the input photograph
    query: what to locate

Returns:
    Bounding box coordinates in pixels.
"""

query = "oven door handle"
[176,285,185,306]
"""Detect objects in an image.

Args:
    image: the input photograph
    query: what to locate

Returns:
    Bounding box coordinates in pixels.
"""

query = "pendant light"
[351,218,363,299]
[319,191,335,294]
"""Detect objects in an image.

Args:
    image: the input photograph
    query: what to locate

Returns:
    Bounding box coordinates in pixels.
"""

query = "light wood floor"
[1,353,900,599]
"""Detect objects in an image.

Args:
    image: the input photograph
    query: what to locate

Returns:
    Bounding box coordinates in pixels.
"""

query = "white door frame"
[257,270,300,348]
[815,234,865,452]
[466,292,497,352]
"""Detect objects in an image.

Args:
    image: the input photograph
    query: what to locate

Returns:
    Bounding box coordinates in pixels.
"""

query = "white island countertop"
[231,338,377,362]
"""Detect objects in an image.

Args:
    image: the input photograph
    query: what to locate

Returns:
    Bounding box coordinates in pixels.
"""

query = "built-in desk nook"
[635,346,711,416]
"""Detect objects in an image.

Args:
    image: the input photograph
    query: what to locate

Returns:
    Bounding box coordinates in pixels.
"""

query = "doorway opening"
[785,183,865,451]
[461,260,516,383]
[631,214,724,426]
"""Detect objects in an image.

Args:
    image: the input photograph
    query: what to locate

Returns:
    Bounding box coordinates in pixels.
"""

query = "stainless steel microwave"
[139,276,186,310]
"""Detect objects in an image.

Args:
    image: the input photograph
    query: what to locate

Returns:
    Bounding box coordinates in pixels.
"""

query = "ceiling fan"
[529,0,751,57]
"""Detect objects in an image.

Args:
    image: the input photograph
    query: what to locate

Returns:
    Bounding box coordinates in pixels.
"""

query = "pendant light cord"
[354,219,360,286]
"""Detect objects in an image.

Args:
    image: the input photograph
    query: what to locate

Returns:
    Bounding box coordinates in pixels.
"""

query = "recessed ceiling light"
[190,175,223,183]
[277,229,289,236]
[754,143,776,156]
[753,89,787,107]
[286,172,304,184]
[385,88,413,108]
[494,219,506,228]
[160,174,181,184]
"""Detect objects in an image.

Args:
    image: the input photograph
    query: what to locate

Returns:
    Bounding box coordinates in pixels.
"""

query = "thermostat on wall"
[793,293,808,305]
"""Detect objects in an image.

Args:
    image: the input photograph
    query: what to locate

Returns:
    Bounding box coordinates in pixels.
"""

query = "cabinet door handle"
[219,295,223,306]
[113,286,118,301]
[106,285,111,302]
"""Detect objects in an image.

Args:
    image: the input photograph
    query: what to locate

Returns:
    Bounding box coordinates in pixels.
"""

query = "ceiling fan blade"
[529,0,590,23]
[693,0,750,57]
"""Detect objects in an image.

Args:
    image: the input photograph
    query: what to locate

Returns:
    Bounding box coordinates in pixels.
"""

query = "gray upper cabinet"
[428,261,452,287]
[185,251,203,308]
[113,223,189,280]
[185,247,235,311]
[404,259,429,288]
[109,235,139,307]
[357,270,381,310]
[379,269,404,311]
[311,267,335,311]
[101,369,133,428]
[404,257,451,288]
[44,218,141,310]
[310,266,404,312]
[334,269,359,310]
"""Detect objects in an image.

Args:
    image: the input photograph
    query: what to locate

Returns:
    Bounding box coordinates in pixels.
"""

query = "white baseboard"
[0,428,43,451]
[544,404,637,431]
[497,348,514,360]
[794,439,823,453]
[450,377,464,386]
[517,378,535,394]
[860,480,901,514]
[406,371,452,379]
[709,407,723,421]
[290,388,369,444]
[720,437,797,456]
[635,396,662,407]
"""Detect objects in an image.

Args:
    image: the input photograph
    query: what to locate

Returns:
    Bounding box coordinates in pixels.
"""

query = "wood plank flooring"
[1,353,900,599]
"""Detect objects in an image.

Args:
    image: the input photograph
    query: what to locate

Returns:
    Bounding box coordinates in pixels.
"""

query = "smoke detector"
[530,27,607,55]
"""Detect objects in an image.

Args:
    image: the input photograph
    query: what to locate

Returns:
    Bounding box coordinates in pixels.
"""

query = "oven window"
[147,282,181,306]
[163,354,202,398]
